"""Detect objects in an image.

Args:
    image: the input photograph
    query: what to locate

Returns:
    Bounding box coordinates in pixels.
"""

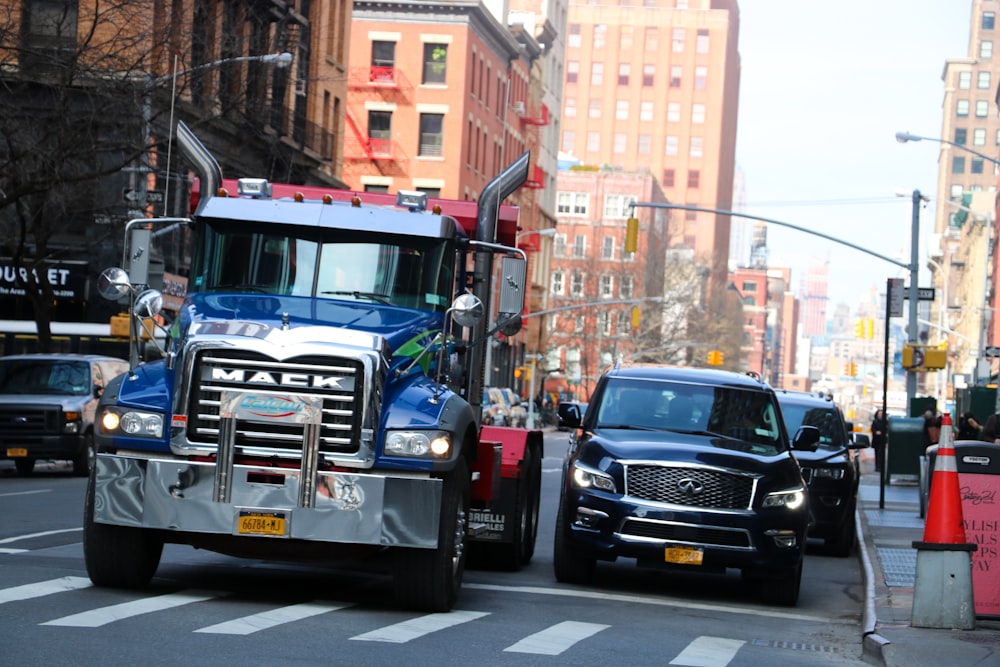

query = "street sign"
[122,188,145,203]
[888,277,904,317]
[902,286,935,301]
[145,191,164,204]
[985,346,1000,358]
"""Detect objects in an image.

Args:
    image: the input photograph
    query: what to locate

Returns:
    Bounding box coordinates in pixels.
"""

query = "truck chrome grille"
[625,464,754,510]
[187,350,366,455]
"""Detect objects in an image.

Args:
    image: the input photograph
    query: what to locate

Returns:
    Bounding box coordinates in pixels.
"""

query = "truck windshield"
[190,222,455,312]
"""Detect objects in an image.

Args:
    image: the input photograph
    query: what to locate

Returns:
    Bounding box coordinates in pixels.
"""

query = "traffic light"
[631,305,640,329]
[853,320,863,338]
[844,362,857,377]
[625,217,639,253]
[853,318,875,339]
[707,350,723,366]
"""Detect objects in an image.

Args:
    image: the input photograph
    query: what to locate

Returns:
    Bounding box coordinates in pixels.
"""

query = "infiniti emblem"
[677,478,704,495]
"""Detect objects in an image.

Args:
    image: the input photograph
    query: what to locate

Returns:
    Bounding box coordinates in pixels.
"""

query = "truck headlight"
[571,461,617,493]
[762,487,806,510]
[100,407,164,438]
[385,430,451,459]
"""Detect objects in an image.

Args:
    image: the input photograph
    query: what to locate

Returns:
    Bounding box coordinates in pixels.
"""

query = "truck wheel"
[486,444,541,571]
[14,459,35,476]
[553,495,595,584]
[521,445,542,565]
[758,561,802,606]
[72,432,95,477]
[83,469,162,588]
[393,457,470,611]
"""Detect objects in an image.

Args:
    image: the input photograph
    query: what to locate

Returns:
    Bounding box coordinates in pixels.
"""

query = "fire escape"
[345,65,412,176]
[516,103,550,189]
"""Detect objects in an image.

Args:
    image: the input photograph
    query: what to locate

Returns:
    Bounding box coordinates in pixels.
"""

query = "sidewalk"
[856,458,1000,666]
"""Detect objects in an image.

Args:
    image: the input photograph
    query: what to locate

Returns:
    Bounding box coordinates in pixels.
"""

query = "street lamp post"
[516,227,556,428]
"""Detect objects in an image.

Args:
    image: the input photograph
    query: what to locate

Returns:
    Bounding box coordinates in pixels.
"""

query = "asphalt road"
[1,432,868,666]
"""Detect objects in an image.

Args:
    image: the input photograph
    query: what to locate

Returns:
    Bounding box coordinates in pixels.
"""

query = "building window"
[672,27,685,52]
[985,11,996,30]
[981,41,993,58]
[953,156,966,174]
[567,61,579,83]
[696,29,709,53]
[618,63,630,85]
[417,187,440,198]
[955,128,968,144]
[974,128,987,146]
[951,184,964,198]
[694,66,707,90]
[979,71,991,89]
[638,134,651,154]
[422,43,447,84]
[594,24,607,49]
[565,97,577,118]
[600,275,614,299]
[977,100,989,117]
[599,310,612,335]
[602,236,615,259]
[670,65,682,87]
[571,272,584,296]
[615,99,629,120]
[972,157,985,174]
[642,64,655,86]
[368,110,392,155]
[688,170,700,188]
[568,23,581,48]
[663,169,675,187]
[995,129,1000,146]
[574,316,584,333]
[591,62,604,85]
[665,135,679,155]
[959,71,972,89]
[418,113,443,156]
[692,103,706,123]
[667,102,681,122]
[957,99,970,116]
[551,271,565,295]
[620,25,634,50]
[605,194,636,218]
[685,203,696,221]
[587,132,600,152]
[742,281,757,292]
[640,101,654,121]
[562,130,575,153]
[24,0,79,52]
[589,98,601,118]
[573,236,587,258]
[620,275,633,298]
[690,136,703,157]
[364,184,389,193]
[557,192,589,216]
[645,26,658,52]
[613,133,627,154]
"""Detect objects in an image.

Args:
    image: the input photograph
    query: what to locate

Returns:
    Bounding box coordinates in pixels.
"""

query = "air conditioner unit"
[513,101,526,116]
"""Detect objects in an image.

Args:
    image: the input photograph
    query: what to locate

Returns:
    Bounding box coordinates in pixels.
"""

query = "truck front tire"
[393,457,470,612]
[83,469,163,588]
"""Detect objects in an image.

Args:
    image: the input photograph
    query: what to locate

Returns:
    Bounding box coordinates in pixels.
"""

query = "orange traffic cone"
[921,412,967,545]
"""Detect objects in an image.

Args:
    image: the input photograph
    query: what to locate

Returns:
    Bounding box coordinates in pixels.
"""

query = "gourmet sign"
[960,468,1000,617]
[0,260,87,300]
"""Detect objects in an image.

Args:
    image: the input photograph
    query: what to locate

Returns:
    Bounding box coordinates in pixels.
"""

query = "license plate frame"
[6,447,28,457]
[664,545,704,565]
[236,509,288,537]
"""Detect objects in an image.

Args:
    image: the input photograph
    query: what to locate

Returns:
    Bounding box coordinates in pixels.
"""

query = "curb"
[856,497,890,666]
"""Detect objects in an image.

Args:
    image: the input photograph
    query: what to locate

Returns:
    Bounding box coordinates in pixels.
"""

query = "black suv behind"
[554,365,819,606]
[774,390,868,556]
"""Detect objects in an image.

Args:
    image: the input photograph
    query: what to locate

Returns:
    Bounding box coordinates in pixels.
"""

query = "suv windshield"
[0,360,91,396]
[592,378,785,454]
[780,403,846,450]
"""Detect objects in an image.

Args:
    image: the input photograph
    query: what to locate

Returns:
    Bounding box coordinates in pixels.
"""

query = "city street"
[1,430,868,666]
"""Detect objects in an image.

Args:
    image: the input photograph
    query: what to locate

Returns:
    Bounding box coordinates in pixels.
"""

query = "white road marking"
[195,601,353,634]
[41,590,223,627]
[0,577,91,604]
[0,527,81,544]
[669,636,746,666]
[503,620,609,655]
[350,610,489,643]
[0,489,51,498]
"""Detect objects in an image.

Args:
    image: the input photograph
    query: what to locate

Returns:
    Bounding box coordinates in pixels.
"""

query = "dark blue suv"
[554,365,819,606]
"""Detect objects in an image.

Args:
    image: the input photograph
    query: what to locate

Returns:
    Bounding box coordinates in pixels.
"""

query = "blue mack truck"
[84,122,543,612]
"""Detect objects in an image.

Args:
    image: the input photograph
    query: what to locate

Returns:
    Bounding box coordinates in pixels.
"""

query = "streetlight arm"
[150,52,293,87]
[896,130,1000,167]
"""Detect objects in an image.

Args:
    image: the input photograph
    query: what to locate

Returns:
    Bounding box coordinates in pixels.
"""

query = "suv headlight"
[813,467,846,480]
[571,461,617,493]
[385,430,451,459]
[100,407,164,438]
[762,486,806,510]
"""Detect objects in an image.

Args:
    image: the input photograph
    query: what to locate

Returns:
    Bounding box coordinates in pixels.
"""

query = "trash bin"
[886,416,925,481]
[923,441,1000,618]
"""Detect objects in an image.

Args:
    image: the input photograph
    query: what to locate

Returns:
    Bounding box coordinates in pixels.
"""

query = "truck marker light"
[101,411,120,432]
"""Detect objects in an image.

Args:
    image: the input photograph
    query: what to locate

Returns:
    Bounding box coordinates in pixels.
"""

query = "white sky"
[735,1,974,313]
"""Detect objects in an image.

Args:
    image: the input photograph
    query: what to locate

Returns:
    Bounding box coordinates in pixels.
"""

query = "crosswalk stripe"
[41,590,224,627]
[350,610,489,643]
[669,636,746,666]
[503,620,609,655]
[195,601,353,634]
[0,576,91,604]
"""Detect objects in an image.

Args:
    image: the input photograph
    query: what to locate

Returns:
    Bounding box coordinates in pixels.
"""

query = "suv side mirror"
[792,425,820,452]
[851,432,871,449]
[557,402,582,429]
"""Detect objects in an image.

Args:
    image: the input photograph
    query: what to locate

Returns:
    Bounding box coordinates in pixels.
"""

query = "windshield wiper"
[669,428,726,437]
[214,283,270,293]
[322,290,392,305]
[597,423,658,431]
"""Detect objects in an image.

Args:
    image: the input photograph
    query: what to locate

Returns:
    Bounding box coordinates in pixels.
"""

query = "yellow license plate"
[664,546,703,565]
[6,448,28,457]
[237,511,287,536]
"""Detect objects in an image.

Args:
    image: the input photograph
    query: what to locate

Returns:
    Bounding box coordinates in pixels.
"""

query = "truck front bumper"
[92,454,442,548]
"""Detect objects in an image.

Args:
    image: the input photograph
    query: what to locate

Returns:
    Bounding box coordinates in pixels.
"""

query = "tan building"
[560,0,740,284]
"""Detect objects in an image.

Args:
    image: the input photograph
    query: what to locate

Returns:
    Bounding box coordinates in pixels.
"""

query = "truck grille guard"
[171,330,385,469]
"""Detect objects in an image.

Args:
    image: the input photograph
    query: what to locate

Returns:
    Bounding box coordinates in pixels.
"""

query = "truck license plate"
[664,546,703,565]
[237,510,287,536]
[6,448,27,457]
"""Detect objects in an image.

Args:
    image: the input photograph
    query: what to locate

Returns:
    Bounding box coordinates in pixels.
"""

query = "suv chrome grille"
[620,518,751,548]
[625,464,754,510]
[187,350,366,455]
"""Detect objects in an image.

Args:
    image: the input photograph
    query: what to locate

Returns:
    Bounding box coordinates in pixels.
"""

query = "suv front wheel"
[553,496,596,583]
[756,561,802,606]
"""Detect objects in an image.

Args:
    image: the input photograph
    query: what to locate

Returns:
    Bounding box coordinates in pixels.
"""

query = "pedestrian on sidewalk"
[981,411,1000,444]
[870,408,887,473]
[957,411,983,441]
